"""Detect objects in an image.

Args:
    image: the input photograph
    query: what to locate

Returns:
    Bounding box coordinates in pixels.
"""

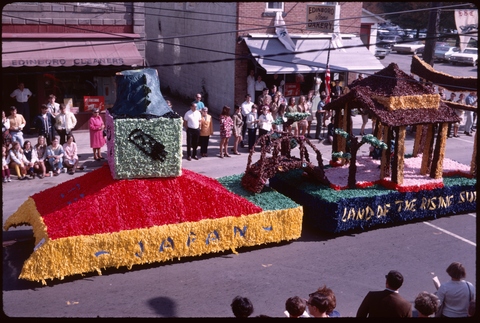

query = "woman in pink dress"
[88,108,105,160]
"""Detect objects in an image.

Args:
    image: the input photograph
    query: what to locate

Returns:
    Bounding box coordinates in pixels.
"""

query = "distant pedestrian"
[183,102,201,161]
[10,82,32,133]
[192,93,205,111]
[219,105,233,158]
[199,107,213,157]
[88,108,105,161]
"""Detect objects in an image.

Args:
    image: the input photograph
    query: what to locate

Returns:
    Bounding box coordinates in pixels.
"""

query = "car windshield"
[464,49,477,54]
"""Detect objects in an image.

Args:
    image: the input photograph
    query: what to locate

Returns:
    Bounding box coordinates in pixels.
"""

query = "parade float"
[3,68,303,284]
[245,62,476,233]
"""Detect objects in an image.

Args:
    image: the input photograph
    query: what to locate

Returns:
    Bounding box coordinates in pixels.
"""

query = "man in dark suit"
[356,270,412,317]
[330,81,343,101]
[33,104,56,145]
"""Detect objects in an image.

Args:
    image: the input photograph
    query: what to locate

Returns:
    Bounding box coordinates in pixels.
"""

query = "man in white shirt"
[55,104,78,145]
[240,94,254,147]
[183,103,202,160]
[10,82,32,133]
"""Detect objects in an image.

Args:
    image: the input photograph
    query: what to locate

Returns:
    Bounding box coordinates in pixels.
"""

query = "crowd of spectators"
[230,263,475,318]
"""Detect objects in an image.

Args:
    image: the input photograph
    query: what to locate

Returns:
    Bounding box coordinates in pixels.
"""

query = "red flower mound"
[33,166,263,240]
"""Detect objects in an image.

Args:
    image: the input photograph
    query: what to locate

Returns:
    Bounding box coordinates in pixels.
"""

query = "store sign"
[306,5,336,33]
[9,58,125,67]
[284,83,300,97]
[83,96,105,112]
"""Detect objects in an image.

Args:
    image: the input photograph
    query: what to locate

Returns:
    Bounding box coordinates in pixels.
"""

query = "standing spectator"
[8,106,26,148]
[10,82,32,133]
[359,110,369,136]
[325,117,335,145]
[356,270,412,318]
[231,105,243,155]
[33,104,56,145]
[269,92,280,120]
[192,93,205,111]
[254,75,267,105]
[330,80,343,101]
[436,262,475,318]
[464,91,477,136]
[268,84,278,100]
[199,107,213,158]
[307,286,338,318]
[286,97,299,136]
[240,94,254,147]
[246,105,258,152]
[231,296,254,318]
[284,296,310,318]
[2,110,12,148]
[2,145,12,182]
[55,103,77,145]
[219,105,233,158]
[33,135,48,178]
[46,137,64,176]
[446,92,457,138]
[183,102,201,161]
[45,94,60,117]
[88,108,105,161]
[63,134,79,175]
[273,103,287,132]
[297,95,308,136]
[315,94,327,140]
[414,291,439,317]
[305,90,315,138]
[271,73,285,94]
[23,140,36,178]
[8,141,29,180]
[437,87,446,100]
[257,87,270,107]
[246,69,256,101]
[257,105,274,142]
[453,93,466,137]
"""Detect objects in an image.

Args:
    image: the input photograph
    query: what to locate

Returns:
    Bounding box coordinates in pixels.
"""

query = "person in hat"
[88,108,105,160]
[356,270,412,317]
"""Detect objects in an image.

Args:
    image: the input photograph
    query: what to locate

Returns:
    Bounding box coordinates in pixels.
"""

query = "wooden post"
[392,126,406,184]
[420,124,435,175]
[412,124,423,157]
[380,125,391,178]
[430,123,448,179]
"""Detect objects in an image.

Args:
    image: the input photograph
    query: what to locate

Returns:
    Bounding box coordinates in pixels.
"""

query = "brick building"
[2,2,146,130]
[147,2,384,116]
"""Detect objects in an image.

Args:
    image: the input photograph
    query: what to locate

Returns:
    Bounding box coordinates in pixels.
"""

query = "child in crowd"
[2,145,12,182]
[284,296,310,318]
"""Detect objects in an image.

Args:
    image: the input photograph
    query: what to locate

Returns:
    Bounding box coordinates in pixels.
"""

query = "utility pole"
[423,2,442,66]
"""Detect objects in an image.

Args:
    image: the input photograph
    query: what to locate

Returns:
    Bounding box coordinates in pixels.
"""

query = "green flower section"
[443,176,477,186]
[217,174,300,211]
[112,117,183,178]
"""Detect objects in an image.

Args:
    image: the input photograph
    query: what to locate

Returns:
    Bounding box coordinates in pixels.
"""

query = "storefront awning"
[244,37,384,74]
[2,38,144,68]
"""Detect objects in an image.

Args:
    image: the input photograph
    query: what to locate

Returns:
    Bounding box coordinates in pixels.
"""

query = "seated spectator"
[33,135,48,178]
[2,145,12,182]
[356,270,412,317]
[414,291,439,317]
[63,134,79,175]
[307,285,338,318]
[8,141,29,180]
[46,137,64,176]
[231,296,254,318]
[23,140,36,178]
[284,296,310,318]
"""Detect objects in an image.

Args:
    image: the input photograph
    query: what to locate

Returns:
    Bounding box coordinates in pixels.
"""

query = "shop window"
[263,2,284,16]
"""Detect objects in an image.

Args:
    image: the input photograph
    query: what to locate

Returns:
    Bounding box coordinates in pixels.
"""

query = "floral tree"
[332,129,388,189]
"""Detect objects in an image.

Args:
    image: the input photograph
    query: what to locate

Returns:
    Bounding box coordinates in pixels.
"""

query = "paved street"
[2,58,477,318]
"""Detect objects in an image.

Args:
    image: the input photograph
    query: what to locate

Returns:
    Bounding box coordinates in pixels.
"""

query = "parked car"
[449,47,478,66]
[374,46,390,59]
[392,41,425,54]
[377,35,403,49]
[434,45,460,62]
